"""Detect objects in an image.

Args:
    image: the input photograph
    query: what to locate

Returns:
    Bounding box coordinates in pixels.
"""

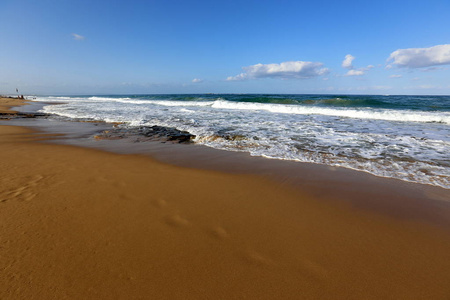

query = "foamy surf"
[33,94,450,189]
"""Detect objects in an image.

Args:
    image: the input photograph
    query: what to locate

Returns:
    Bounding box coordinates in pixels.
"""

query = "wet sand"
[1,97,450,299]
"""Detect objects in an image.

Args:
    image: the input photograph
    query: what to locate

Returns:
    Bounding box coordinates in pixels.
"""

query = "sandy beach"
[1,97,450,299]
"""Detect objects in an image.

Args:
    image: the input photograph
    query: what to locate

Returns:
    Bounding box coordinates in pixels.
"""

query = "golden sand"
[0,97,29,113]
[1,97,450,299]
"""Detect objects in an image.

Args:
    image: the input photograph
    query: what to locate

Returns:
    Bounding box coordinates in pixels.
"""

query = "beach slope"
[1,98,450,299]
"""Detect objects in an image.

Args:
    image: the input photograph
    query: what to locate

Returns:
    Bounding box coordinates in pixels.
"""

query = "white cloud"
[345,65,374,76]
[341,55,373,76]
[192,78,203,83]
[389,74,403,78]
[227,73,248,81]
[342,54,355,69]
[387,44,450,69]
[227,61,329,81]
[346,69,364,76]
[72,33,85,40]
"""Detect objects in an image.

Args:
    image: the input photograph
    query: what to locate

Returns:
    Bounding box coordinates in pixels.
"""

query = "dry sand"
[1,97,450,299]
[0,97,29,113]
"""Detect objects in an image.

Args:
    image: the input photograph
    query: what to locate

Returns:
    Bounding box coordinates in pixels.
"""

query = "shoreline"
[6,98,450,226]
[21,95,450,190]
[10,97,450,187]
[1,97,450,299]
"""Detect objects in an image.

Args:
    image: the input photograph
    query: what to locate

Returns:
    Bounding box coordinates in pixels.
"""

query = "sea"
[32,94,450,189]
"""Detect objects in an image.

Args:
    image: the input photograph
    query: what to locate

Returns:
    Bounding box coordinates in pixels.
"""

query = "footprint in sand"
[115,181,127,188]
[210,226,229,239]
[118,194,132,201]
[154,198,167,209]
[300,260,329,278]
[0,174,45,203]
[244,250,276,267]
[93,176,109,183]
[28,174,44,186]
[164,214,190,227]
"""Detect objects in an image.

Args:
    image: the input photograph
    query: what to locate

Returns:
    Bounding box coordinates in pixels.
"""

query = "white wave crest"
[34,96,450,124]
[210,100,450,124]
[88,96,131,101]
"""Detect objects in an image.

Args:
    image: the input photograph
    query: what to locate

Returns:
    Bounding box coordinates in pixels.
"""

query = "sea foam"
[33,94,450,188]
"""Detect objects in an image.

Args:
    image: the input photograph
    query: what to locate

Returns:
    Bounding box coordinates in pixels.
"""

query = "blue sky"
[1,0,450,95]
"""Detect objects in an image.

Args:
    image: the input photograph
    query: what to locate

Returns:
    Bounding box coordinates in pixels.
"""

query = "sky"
[1,0,450,95]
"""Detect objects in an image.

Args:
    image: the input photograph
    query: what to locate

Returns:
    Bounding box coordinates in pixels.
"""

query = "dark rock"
[95,125,196,144]
[138,125,196,143]
[0,112,50,119]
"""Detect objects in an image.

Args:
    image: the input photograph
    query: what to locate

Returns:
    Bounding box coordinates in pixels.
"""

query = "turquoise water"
[34,94,450,188]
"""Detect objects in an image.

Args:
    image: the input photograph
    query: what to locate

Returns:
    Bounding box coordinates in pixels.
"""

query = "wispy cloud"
[72,33,85,41]
[387,44,450,69]
[227,61,329,81]
[192,78,203,83]
[389,74,403,78]
[421,66,447,72]
[341,54,373,76]
[339,85,392,92]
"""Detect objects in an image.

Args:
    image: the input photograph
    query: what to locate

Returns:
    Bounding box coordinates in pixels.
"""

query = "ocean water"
[33,94,450,189]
